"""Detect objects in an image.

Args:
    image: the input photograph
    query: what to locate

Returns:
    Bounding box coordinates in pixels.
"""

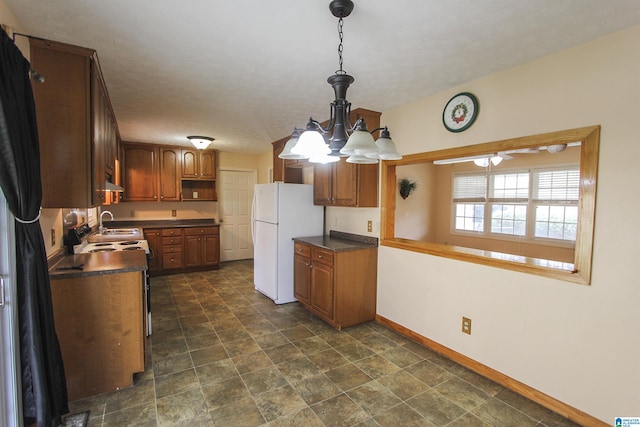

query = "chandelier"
[187,135,214,150]
[279,0,402,164]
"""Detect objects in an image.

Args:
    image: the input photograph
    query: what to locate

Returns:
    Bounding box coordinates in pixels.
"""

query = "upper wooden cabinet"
[159,147,181,201]
[120,143,217,201]
[181,149,216,180]
[313,159,378,207]
[121,143,158,202]
[31,38,119,208]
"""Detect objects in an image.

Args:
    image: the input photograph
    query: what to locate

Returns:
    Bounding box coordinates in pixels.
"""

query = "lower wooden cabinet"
[184,227,220,268]
[50,271,145,401]
[144,225,220,275]
[293,241,377,329]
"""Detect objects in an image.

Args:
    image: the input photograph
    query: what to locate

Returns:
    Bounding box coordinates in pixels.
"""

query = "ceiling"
[6,0,640,154]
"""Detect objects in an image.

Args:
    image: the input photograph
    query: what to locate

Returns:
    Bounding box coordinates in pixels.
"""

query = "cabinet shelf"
[181,180,217,201]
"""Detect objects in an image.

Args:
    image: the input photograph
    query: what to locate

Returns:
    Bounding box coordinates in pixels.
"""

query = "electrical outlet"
[50,229,55,246]
[462,317,472,335]
[367,220,372,232]
[193,191,199,199]
[171,210,177,217]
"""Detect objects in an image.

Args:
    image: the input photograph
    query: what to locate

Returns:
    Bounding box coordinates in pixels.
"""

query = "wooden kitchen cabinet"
[184,227,220,268]
[50,271,145,401]
[144,225,220,275]
[313,159,378,207]
[159,147,181,201]
[121,143,158,201]
[31,38,119,208]
[181,149,216,179]
[293,240,378,329]
[161,228,184,270]
[293,244,312,304]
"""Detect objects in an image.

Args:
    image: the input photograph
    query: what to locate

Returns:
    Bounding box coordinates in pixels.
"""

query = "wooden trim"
[375,315,608,427]
[380,125,600,285]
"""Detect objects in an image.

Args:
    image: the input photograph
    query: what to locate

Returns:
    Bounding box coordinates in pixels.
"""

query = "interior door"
[0,191,20,427]
[219,170,256,261]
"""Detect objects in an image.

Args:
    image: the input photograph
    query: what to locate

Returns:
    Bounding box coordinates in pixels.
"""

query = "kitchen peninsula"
[48,251,148,401]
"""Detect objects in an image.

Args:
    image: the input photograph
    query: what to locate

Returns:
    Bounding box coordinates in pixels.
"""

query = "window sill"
[381,238,585,285]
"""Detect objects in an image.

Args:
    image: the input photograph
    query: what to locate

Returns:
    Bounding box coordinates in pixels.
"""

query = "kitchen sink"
[87,227,144,243]
[102,228,141,235]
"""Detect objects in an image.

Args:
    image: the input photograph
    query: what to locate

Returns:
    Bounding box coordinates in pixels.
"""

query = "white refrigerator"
[252,183,324,304]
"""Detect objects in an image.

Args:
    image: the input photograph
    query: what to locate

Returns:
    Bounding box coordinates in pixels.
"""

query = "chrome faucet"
[99,210,114,234]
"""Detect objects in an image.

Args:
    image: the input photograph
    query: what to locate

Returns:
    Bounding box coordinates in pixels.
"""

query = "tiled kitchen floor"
[69,260,580,427]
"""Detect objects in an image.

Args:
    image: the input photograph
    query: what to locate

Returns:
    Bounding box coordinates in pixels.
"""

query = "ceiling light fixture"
[187,135,214,150]
[281,0,402,164]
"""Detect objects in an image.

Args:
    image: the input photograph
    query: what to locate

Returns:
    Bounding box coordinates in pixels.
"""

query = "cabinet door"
[91,69,106,206]
[200,151,216,179]
[332,160,357,207]
[313,164,333,205]
[181,149,199,178]
[143,229,162,273]
[159,148,180,201]
[310,261,334,320]
[183,235,202,267]
[294,254,311,304]
[122,144,158,201]
[202,235,219,266]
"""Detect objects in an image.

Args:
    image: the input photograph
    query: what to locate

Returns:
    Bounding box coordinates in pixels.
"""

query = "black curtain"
[0,29,68,426]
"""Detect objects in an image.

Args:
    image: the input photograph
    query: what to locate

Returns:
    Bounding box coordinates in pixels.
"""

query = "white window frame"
[451,164,579,247]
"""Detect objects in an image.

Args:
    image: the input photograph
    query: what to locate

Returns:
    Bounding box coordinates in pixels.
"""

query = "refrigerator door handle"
[251,192,257,244]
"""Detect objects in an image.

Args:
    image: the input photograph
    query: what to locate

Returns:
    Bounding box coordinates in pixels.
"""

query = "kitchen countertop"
[103,219,217,228]
[293,231,378,252]
[49,251,148,279]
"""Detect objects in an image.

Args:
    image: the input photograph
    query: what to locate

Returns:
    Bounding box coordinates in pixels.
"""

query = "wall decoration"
[443,92,479,132]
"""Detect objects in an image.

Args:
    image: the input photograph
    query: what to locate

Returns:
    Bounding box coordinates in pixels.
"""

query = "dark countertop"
[293,231,378,252]
[49,251,148,279]
[103,219,217,229]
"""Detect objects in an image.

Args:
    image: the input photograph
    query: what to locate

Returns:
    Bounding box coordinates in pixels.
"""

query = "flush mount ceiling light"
[187,135,214,150]
[280,0,402,164]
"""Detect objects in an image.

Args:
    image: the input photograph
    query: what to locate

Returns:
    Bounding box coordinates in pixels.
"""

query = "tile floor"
[69,260,580,426]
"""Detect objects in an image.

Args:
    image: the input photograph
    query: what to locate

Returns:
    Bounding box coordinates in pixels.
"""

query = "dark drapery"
[0,29,68,426]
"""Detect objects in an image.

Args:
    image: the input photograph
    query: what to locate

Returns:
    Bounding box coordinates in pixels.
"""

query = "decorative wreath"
[451,103,468,124]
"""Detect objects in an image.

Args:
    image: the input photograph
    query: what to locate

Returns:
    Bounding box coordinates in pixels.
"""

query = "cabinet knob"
[161,196,164,199]
[154,196,157,200]
[318,255,323,259]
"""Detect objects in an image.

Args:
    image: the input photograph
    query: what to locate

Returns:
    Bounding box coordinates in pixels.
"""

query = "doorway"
[219,169,256,261]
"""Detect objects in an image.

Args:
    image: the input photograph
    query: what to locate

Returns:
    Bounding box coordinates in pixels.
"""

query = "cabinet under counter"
[293,232,378,330]
[49,252,147,401]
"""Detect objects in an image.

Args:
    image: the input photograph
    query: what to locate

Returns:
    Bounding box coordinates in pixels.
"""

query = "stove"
[74,239,150,254]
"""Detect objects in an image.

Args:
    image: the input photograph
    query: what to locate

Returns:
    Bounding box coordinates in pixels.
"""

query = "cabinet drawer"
[161,228,183,237]
[163,245,182,254]
[163,253,182,269]
[162,236,182,246]
[294,243,310,258]
[312,247,334,266]
[184,227,217,236]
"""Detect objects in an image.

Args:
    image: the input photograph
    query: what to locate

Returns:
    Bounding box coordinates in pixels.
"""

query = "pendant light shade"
[366,127,402,160]
[278,129,307,160]
[292,119,331,158]
[339,118,378,156]
[346,154,378,164]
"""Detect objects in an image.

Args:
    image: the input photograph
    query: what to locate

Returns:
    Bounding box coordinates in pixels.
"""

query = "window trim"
[451,165,580,244]
[380,126,599,285]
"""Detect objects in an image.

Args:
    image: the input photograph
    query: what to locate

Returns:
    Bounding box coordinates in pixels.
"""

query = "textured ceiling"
[6,0,640,154]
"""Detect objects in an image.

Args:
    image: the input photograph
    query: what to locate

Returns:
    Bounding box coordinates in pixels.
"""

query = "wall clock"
[443,92,479,133]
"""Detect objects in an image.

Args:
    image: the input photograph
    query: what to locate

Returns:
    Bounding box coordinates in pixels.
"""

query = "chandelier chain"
[336,17,345,75]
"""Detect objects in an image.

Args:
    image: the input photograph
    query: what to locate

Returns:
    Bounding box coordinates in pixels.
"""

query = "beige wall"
[369,26,639,422]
